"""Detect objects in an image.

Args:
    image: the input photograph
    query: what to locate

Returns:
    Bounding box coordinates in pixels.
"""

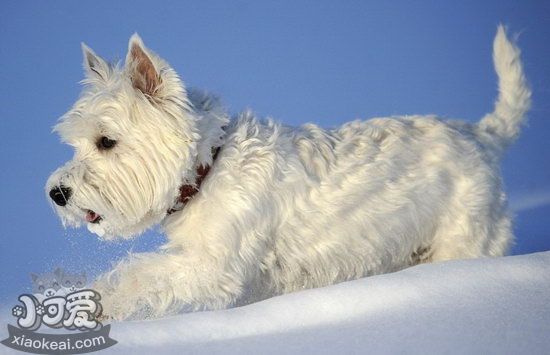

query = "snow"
[93,251,550,354]
[1,252,548,354]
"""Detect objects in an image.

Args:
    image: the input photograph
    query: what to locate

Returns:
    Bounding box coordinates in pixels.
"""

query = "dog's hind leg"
[427,204,513,262]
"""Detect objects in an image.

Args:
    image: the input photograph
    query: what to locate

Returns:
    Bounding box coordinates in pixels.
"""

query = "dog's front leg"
[93,252,171,320]
[95,173,275,320]
[93,245,248,320]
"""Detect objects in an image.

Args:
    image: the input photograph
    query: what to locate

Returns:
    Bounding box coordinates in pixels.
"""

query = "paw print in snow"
[12,305,24,318]
[35,305,45,316]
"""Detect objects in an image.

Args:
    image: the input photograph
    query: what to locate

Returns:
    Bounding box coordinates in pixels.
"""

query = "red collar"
[167,147,220,215]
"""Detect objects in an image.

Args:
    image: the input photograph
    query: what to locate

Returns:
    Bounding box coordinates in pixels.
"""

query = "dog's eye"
[97,136,117,150]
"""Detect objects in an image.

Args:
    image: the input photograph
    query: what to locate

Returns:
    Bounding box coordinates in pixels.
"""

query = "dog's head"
[46,34,226,239]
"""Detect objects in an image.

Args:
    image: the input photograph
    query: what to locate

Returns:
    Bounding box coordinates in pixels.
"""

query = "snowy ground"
[1,252,548,354]
[87,251,550,354]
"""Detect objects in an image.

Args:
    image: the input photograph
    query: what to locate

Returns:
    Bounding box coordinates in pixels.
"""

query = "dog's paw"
[96,291,136,321]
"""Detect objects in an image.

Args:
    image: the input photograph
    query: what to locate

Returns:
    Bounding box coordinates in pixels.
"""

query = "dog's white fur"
[46,26,530,320]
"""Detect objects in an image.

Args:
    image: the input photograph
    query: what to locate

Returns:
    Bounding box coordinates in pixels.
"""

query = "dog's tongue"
[86,210,100,223]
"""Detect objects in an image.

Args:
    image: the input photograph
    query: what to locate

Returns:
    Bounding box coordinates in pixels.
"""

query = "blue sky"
[1,0,549,303]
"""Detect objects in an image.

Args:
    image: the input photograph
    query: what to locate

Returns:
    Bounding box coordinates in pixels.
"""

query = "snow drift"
[95,251,550,354]
[1,252,548,354]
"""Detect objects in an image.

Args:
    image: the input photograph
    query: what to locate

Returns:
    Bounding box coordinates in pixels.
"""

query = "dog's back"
[242,26,530,296]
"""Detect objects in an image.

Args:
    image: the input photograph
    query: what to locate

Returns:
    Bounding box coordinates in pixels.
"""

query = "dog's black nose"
[49,186,72,206]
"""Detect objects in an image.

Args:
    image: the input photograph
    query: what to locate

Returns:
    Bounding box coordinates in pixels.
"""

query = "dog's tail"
[477,25,531,153]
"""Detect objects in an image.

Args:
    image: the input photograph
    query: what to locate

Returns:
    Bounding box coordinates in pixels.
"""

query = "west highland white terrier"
[46,26,530,320]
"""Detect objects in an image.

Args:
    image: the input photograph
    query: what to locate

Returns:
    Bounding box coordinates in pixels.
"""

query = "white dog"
[46,26,530,320]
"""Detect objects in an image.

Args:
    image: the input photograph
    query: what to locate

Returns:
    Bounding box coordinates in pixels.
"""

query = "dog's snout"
[49,186,72,206]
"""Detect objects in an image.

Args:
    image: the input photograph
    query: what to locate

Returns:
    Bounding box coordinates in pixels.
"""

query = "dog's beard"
[47,161,178,240]
[53,188,168,239]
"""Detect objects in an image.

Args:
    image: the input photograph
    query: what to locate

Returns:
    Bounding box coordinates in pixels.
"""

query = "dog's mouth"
[85,210,102,224]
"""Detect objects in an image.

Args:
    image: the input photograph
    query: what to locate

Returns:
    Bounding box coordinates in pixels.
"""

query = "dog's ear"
[126,33,160,97]
[81,43,109,82]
